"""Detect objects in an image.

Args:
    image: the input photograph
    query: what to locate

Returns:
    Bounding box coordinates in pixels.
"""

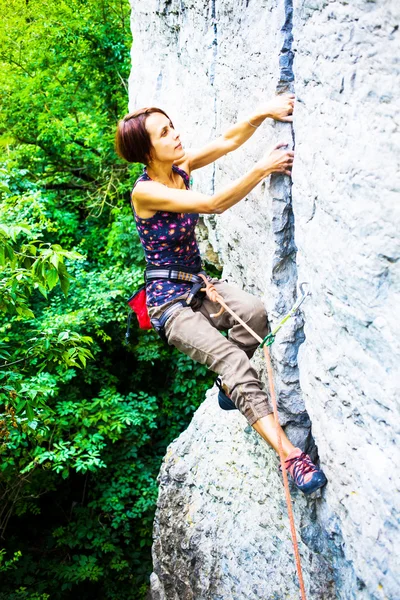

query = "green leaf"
[45,266,58,290]
[50,253,59,269]
[25,403,35,422]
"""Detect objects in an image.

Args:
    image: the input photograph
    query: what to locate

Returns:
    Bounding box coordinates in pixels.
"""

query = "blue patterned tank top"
[131,164,210,307]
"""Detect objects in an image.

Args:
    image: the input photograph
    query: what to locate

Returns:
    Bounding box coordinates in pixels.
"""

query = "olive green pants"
[148,278,273,426]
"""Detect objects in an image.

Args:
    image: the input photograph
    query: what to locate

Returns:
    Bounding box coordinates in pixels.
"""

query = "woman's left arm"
[226,93,295,149]
[183,93,295,171]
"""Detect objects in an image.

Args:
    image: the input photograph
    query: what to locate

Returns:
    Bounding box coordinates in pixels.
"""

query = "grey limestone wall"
[128,1,399,598]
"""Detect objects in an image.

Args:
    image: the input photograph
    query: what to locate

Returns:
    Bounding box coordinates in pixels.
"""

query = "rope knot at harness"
[198,273,225,318]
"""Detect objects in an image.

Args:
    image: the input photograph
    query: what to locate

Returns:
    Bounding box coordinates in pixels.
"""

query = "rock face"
[128,1,400,598]
[150,392,335,600]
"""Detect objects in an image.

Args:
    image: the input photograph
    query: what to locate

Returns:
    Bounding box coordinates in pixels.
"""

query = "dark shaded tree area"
[0,1,214,598]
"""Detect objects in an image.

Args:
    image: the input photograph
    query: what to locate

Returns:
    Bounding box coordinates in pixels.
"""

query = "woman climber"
[115,95,327,495]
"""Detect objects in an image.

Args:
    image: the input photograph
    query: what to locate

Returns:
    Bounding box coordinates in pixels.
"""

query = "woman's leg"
[162,303,274,427]
[251,416,294,457]
[150,290,327,493]
[150,294,327,493]
[198,280,328,493]
[198,279,296,458]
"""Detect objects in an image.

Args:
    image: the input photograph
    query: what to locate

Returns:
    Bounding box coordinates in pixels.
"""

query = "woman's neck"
[146,161,176,185]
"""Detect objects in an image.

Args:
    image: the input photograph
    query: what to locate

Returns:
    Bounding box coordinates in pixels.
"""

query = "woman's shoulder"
[132,169,150,190]
[130,171,155,218]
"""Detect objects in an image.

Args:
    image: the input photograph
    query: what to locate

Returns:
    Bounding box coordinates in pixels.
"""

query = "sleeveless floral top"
[131,164,210,307]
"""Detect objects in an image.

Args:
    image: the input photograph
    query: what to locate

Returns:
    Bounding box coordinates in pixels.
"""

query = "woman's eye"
[162,124,173,136]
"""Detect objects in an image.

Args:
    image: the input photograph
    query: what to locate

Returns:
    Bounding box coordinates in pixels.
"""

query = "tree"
[0,1,215,598]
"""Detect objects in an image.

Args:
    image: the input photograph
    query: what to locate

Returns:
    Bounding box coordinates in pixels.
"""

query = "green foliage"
[0,0,217,598]
[0,549,22,573]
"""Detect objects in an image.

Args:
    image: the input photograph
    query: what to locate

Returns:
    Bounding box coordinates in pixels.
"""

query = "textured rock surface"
[292,2,400,597]
[129,0,400,598]
[150,389,334,600]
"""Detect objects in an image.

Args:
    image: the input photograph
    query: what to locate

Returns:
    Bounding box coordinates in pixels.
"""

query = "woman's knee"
[218,349,260,390]
[245,297,269,336]
[231,296,269,344]
[251,295,268,319]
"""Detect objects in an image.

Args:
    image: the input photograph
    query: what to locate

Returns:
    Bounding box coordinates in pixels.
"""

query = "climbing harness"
[145,258,207,308]
[198,273,310,600]
[126,257,208,343]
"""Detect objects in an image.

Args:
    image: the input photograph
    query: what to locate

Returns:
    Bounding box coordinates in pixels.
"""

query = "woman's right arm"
[132,142,294,216]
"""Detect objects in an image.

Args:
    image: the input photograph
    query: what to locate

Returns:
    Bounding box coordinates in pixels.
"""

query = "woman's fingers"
[256,140,295,177]
[273,144,295,154]
[274,142,289,150]
[198,275,225,317]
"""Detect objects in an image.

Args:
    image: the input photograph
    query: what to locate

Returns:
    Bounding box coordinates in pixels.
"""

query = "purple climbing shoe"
[281,448,328,495]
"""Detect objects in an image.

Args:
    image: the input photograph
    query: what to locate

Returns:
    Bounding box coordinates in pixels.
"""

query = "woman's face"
[145,112,184,164]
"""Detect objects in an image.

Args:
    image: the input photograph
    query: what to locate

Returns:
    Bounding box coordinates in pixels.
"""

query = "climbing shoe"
[215,376,237,411]
[280,448,328,495]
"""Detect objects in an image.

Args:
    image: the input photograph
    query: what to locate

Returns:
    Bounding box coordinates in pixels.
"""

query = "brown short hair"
[115,107,173,164]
